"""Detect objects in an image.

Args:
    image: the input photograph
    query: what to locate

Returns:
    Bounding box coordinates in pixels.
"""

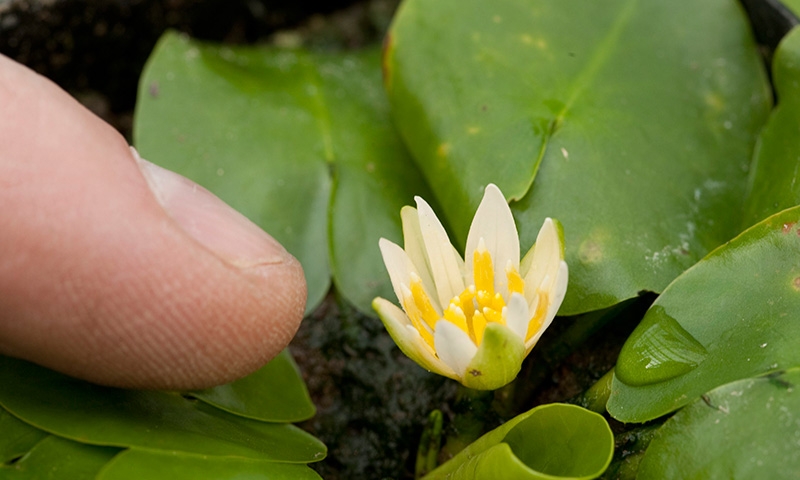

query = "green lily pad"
[637,369,800,479]
[424,403,613,479]
[0,435,119,480]
[134,31,432,314]
[608,205,800,422]
[385,0,771,315]
[190,350,315,423]
[1,406,47,465]
[0,356,325,463]
[743,26,800,227]
[96,449,322,480]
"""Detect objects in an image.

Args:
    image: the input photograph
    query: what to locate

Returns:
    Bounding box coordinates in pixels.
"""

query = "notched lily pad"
[608,205,800,423]
[386,0,772,315]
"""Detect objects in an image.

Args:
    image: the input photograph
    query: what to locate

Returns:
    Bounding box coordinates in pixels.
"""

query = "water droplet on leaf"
[616,306,708,386]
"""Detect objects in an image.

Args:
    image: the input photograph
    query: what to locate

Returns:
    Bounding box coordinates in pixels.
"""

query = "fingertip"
[0,55,310,390]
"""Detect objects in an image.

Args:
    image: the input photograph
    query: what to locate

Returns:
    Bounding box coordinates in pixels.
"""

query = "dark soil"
[1,1,648,478]
[0,0,393,139]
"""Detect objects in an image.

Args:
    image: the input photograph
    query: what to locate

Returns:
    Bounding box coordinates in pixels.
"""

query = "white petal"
[523,218,564,302]
[434,320,478,378]
[525,260,568,352]
[505,292,530,340]
[415,196,465,308]
[373,298,456,377]
[378,238,414,305]
[400,206,438,309]
[541,261,568,330]
[465,184,520,297]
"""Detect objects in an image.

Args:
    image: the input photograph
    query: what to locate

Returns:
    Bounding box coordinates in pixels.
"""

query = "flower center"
[441,246,525,346]
[401,245,527,351]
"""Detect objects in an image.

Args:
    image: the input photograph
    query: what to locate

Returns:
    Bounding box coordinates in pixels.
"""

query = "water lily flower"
[373,184,568,390]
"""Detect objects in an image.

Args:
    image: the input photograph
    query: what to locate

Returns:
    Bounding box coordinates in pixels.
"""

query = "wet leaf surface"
[608,205,800,422]
[637,369,800,479]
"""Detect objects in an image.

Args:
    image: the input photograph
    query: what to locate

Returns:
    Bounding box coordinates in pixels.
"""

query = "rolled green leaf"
[637,369,800,479]
[424,403,613,479]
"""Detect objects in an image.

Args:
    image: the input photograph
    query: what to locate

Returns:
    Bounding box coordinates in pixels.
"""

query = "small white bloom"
[373,184,568,390]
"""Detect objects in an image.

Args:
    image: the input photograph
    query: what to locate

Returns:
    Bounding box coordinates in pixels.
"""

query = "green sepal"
[461,324,526,390]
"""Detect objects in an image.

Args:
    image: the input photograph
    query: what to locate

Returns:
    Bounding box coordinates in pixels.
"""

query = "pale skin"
[0,54,307,390]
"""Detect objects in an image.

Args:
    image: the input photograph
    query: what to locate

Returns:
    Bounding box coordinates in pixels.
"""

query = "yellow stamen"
[483,306,504,325]
[473,246,494,295]
[525,291,549,342]
[471,310,488,345]
[402,294,435,349]
[506,264,525,295]
[443,303,468,333]
[410,275,439,329]
[458,287,476,325]
[490,292,505,312]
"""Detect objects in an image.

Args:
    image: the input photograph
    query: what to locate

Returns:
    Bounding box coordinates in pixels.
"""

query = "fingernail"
[133,148,291,269]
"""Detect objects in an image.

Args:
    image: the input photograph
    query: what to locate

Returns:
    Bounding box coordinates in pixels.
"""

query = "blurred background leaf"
[134,31,433,315]
[743,26,800,227]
